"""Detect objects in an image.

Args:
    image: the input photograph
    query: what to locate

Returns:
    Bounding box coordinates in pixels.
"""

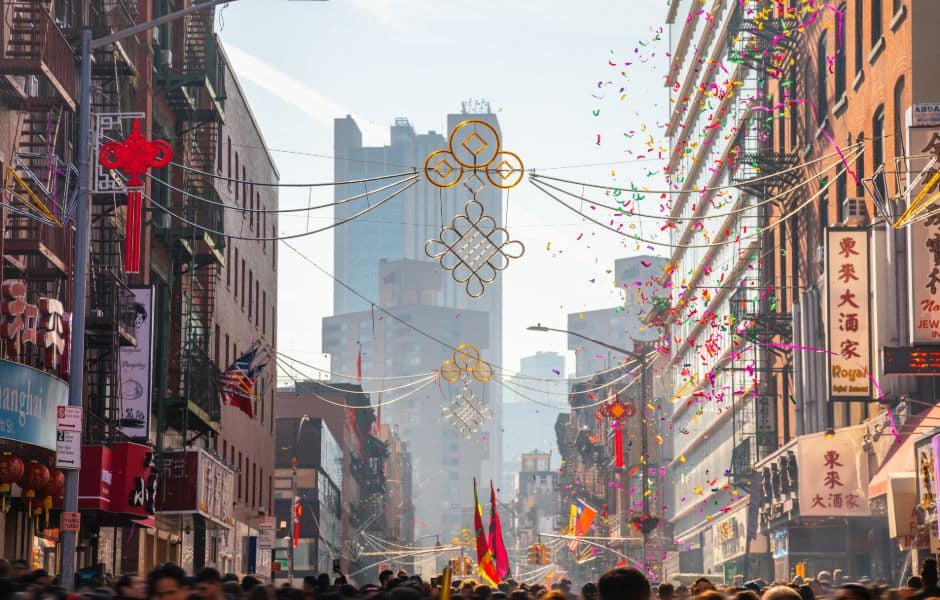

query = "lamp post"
[62,0,238,590]
[526,324,660,566]
[288,415,310,586]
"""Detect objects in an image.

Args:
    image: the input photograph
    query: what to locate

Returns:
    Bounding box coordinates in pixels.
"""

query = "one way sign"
[56,430,80,469]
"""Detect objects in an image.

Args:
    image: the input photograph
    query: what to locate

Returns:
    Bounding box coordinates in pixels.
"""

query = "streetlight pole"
[61,1,239,590]
[289,415,309,586]
[526,325,659,567]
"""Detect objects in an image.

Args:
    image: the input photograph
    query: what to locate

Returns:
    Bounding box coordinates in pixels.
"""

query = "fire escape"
[154,4,225,444]
[724,0,798,489]
[0,1,76,372]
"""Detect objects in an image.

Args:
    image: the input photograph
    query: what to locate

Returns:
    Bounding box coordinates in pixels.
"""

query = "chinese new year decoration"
[37,469,64,531]
[0,454,24,513]
[595,395,636,469]
[440,344,492,383]
[99,120,172,274]
[19,461,49,520]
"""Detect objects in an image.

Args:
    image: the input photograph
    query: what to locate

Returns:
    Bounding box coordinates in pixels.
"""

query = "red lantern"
[20,461,50,517]
[37,469,64,531]
[0,454,24,513]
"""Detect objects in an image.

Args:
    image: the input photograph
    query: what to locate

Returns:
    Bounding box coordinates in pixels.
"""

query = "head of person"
[582,582,599,600]
[380,570,396,589]
[115,573,146,599]
[540,592,569,600]
[761,585,802,600]
[302,575,319,593]
[834,584,872,600]
[675,586,689,600]
[797,584,815,600]
[692,578,715,596]
[735,591,760,600]
[476,584,493,600]
[696,591,724,600]
[195,567,223,600]
[462,580,479,600]
[907,577,923,590]
[658,583,675,600]
[148,563,189,600]
[598,568,651,600]
[242,575,261,593]
[317,573,332,592]
[223,581,244,599]
[509,590,531,600]
[922,558,939,585]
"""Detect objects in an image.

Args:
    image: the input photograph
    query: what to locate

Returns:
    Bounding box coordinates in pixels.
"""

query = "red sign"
[109,442,155,517]
[271,561,281,573]
[61,511,80,532]
[156,448,235,528]
[75,445,111,511]
[0,280,70,377]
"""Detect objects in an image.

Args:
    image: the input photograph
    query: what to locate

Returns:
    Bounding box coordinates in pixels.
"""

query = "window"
[226,243,231,288]
[214,325,220,366]
[241,260,246,309]
[242,166,248,211]
[873,105,886,200]
[238,451,243,501]
[894,76,906,159]
[816,32,828,122]
[227,137,232,189]
[252,462,257,507]
[255,280,260,324]
[217,124,224,172]
[234,247,239,298]
[225,334,230,367]
[871,0,882,45]
[248,271,254,320]
[854,0,863,74]
[835,3,847,99]
[263,291,267,335]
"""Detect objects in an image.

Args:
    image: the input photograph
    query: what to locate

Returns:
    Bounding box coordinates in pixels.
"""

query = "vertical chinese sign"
[908,122,940,342]
[826,228,872,400]
[797,425,871,517]
[119,287,154,438]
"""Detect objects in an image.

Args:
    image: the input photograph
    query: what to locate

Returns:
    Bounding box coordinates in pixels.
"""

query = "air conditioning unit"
[841,197,869,226]
[157,49,173,69]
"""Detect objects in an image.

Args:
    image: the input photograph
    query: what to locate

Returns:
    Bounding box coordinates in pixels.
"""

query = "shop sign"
[0,358,67,450]
[110,442,156,516]
[771,529,788,559]
[797,426,871,517]
[75,445,112,511]
[907,123,940,343]
[712,513,745,564]
[0,280,70,376]
[61,511,80,532]
[826,228,872,400]
[884,346,940,374]
[156,448,235,528]
[913,104,940,127]
[118,287,153,439]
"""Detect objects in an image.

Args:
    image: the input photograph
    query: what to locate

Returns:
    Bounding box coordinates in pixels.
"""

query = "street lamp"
[526,324,660,563]
[61,0,239,590]
[288,415,310,585]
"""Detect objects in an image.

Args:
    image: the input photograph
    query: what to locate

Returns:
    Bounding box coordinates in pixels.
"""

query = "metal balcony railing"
[0,0,77,110]
[87,267,138,347]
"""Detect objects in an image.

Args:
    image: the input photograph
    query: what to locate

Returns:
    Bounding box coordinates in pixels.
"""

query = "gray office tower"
[327,103,504,541]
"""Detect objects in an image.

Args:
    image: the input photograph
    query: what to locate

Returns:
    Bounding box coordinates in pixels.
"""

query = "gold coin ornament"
[423,119,524,190]
[439,344,492,383]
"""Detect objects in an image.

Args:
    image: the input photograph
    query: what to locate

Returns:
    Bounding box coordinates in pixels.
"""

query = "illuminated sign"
[884,346,940,374]
[908,122,940,342]
[826,228,872,400]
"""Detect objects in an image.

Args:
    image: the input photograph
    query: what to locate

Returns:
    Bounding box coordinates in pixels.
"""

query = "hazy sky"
[218,0,670,383]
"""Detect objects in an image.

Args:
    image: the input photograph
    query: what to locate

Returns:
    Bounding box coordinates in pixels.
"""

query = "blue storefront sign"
[0,359,67,450]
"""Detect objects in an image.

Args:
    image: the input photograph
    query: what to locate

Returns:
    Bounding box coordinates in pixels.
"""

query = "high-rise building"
[330,104,506,529]
[567,255,667,377]
[323,259,490,540]
[515,451,557,552]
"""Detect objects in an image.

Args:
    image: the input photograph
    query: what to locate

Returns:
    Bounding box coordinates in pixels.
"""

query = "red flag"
[356,345,362,382]
[293,496,302,548]
[473,479,500,586]
[488,481,510,580]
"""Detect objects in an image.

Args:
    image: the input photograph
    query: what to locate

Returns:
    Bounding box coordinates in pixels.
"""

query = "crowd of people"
[4,557,940,600]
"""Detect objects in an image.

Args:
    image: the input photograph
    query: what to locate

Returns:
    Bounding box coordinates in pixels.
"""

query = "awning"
[868,405,940,498]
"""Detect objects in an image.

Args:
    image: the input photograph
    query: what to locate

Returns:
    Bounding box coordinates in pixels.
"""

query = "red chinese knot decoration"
[595,395,636,470]
[0,454,23,513]
[99,120,173,274]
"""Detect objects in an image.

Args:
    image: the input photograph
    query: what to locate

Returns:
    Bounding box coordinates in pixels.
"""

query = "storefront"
[710,501,770,583]
[757,425,876,581]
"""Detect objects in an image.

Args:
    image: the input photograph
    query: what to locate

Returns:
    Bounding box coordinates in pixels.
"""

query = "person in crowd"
[194,567,225,600]
[380,571,396,590]
[597,567,650,600]
[659,582,675,600]
[581,582,599,600]
[148,563,189,600]
[762,585,803,600]
[115,573,147,599]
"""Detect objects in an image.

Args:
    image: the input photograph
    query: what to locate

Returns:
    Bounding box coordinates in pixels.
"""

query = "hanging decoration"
[595,395,636,469]
[0,454,24,513]
[423,119,524,190]
[440,344,493,383]
[98,119,172,274]
[37,469,64,531]
[19,461,49,519]
[443,383,492,440]
[426,199,524,298]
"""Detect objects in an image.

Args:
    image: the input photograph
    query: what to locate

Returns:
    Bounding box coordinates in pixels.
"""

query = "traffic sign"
[56,406,82,432]
[56,430,81,469]
[258,516,276,550]
[62,511,80,532]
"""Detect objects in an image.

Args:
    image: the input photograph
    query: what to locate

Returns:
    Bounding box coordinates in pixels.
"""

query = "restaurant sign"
[156,448,235,528]
[0,359,67,450]
[826,228,872,400]
[797,425,870,517]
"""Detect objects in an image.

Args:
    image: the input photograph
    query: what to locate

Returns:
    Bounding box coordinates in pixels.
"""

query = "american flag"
[220,342,266,419]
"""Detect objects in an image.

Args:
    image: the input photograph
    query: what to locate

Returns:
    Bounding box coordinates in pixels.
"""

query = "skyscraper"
[328,103,505,535]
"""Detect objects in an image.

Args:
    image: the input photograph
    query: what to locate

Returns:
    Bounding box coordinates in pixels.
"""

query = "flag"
[488,481,510,580]
[566,500,597,552]
[473,478,500,586]
[293,496,302,548]
[357,345,362,382]
[220,342,263,418]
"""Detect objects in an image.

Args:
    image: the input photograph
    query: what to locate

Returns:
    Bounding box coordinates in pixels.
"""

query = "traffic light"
[528,544,539,565]
[538,544,550,565]
[463,556,473,576]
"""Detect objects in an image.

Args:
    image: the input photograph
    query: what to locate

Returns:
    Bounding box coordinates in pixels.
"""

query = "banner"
[0,359,67,450]
[826,228,872,399]
[797,426,870,517]
[119,287,153,438]
[907,119,940,342]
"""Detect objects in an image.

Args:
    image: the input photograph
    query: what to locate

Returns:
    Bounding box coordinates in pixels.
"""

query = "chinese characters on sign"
[826,229,872,399]
[0,280,70,378]
[908,124,940,342]
[797,426,870,517]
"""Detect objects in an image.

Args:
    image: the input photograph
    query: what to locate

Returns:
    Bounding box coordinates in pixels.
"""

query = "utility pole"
[61,0,238,590]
